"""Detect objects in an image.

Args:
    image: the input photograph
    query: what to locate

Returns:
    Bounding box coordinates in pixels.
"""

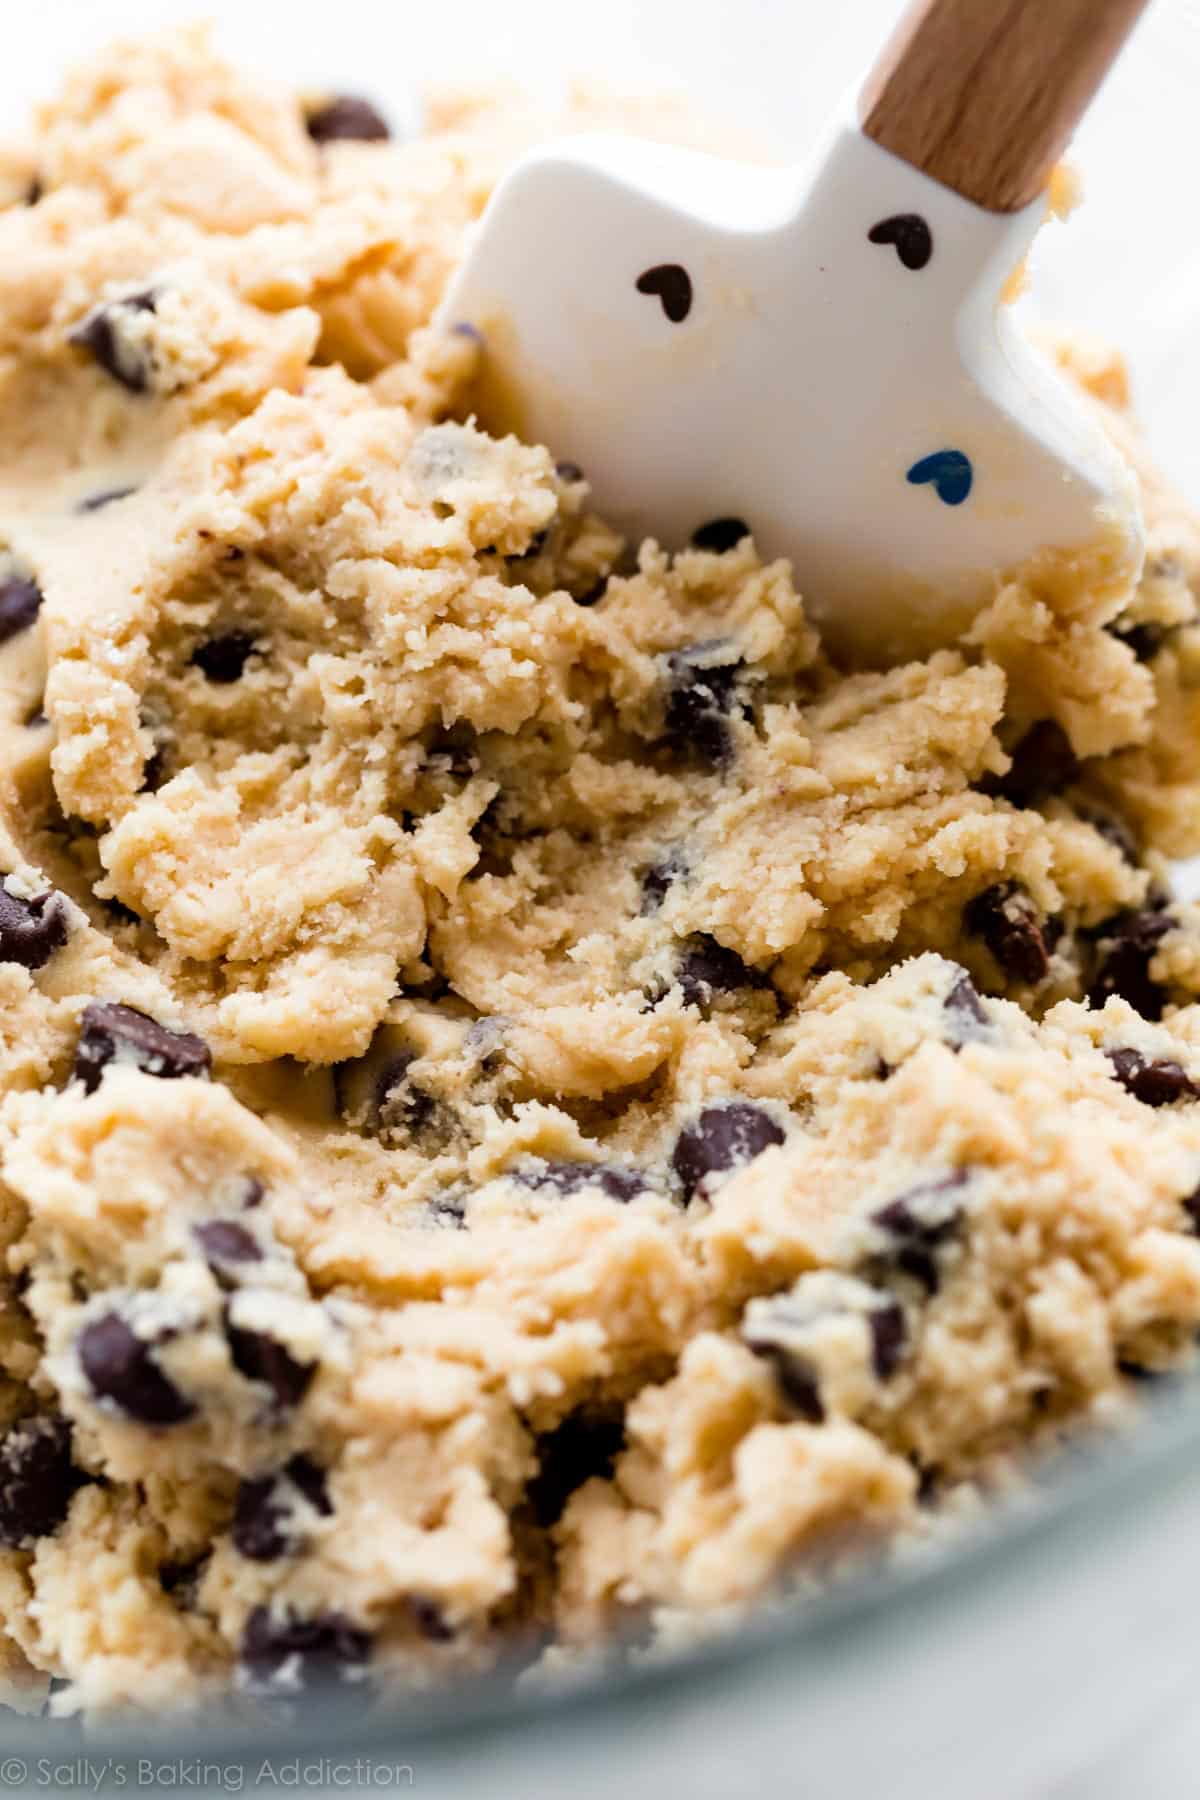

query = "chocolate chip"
[407,1595,455,1642]
[673,934,768,1007]
[983,720,1079,809]
[640,852,685,914]
[240,1606,371,1693]
[0,886,68,971]
[67,291,157,393]
[690,518,750,553]
[78,1312,195,1426]
[943,968,989,1039]
[528,1411,625,1528]
[869,1302,907,1379]
[554,460,584,484]
[963,882,1051,986]
[305,96,391,143]
[672,1102,786,1201]
[573,577,609,607]
[635,263,692,323]
[514,1160,648,1203]
[757,1348,823,1422]
[233,1455,331,1561]
[73,1002,212,1093]
[1088,909,1174,1021]
[226,1319,315,1409]
[426,1191,467,1228]
[377,1055,440,1138]
[77,487,136,513]
[25,177,42,206]
[194,1220,262,1279]
[661,642,746,766]
[1182,1185,1200,1234]
[191,633,256,683]
[870,1170,968,1295]
[0,1416,86,1547]
[0,577,44,645]
[741,1274,906,1421]
[1106,1047,1199,1108]
[242,1178,266,1210]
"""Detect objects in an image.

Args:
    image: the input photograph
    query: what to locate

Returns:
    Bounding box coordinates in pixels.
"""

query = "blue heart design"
[906,449,973,507]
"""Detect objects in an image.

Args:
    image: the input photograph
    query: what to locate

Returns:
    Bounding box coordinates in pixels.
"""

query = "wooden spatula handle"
[859,0,1150,213]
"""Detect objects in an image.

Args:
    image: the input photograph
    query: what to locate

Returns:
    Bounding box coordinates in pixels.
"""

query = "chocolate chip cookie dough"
[1,25,1200,1718]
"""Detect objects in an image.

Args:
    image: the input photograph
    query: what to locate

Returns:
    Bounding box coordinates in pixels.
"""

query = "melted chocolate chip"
[407,1595,455,1642]
[0,577,44,645]
[870,1170,968,1295]
[1106,1048,1199,1108]
[194,1220,262,1279]
[191,632,256,683]
[1088,909,1174,1021]
[305,96,391,144]
[673,934,767,1007]
[77,486,136,513]
[640,852,685,914]
[240,1606,371,1692]
[242,1178,266,1210]
[73,1002,212,1093]
[515,1160,647,1203]
[233,1455,331,1561]
[672,1102,786,1201]
[635,263,693,323]
[67,291,157,393]
[983,720,1079,810]
[226,1318,315,1409]
[963,882,1051,986]
[662,642,746,766]
[0,886,68,971]
[0,1416,86,1548]
[528,1411,625,1527]
[78,1312,195,1426]
[690,517,750,553]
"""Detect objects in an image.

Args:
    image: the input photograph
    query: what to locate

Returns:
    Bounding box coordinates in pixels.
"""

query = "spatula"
[438,0,1150,662]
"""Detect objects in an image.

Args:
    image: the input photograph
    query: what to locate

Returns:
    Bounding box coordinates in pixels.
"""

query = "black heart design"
[636,263,693,322]
[867,213,933,271]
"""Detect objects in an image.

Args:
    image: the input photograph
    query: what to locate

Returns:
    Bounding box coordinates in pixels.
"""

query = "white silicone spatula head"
[438,0,1150,661]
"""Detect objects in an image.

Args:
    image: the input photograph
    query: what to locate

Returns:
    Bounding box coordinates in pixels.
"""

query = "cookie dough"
[0,25,1199,1717]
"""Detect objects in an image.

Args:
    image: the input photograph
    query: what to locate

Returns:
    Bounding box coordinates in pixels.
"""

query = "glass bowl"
[3,3,1200,1790]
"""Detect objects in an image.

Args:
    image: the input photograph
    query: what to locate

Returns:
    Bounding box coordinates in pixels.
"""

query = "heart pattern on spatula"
[635,263,693,322]
[867,213,934,270]
[906,449,973,506]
